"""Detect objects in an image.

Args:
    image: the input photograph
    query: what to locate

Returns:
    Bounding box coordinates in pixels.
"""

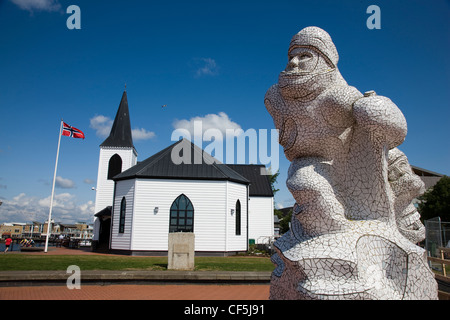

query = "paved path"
[0,284,270,300]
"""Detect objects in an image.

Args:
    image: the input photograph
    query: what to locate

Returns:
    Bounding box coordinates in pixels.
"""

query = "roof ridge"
[134,139,183,176]
[188,141,245,181]
[195,144,229,179]
[218,163,250,182]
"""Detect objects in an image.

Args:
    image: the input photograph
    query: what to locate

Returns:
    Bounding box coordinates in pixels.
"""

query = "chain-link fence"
[425,217,450,256]
[425,217,450,274]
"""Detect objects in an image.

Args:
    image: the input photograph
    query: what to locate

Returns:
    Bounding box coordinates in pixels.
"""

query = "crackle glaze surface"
[265,26,437,300]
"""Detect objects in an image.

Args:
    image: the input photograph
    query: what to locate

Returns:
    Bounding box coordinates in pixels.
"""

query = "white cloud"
[90,115,155,141]
[55,176,75,189]
[275,198,295,210]
[132,128,156,141]
[90,115,113,138]
[0,193,94,224]
[13,193,28,203]
[38,192,74,209]
[10,0,61,12]
[173,112,242,141]
[77,200,95,217]
[193,58,219,78]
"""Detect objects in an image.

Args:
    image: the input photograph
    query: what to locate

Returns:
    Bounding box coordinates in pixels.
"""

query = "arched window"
[169,194,194,233]
[119,197,126,233]
[235,200,241,236]
[108,154,122,180]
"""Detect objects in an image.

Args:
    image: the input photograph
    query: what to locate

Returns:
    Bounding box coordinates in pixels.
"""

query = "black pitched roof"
[227,164,274,197]
[411,165,444,177]
[94,206,112,218]
[100,91,135,149]
[113,139,250,185]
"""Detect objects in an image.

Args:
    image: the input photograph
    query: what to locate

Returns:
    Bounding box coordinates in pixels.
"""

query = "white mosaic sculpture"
[265,26,438,300]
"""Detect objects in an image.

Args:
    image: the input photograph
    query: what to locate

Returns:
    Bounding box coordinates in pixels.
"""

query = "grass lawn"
[0,254,274,272]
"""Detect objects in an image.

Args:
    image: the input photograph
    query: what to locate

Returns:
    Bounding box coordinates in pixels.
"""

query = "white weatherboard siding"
[110,179,135,250]
[226,181,248,252]
[114,178,248,253]
[248,197,274,244]
[94,147,137,215]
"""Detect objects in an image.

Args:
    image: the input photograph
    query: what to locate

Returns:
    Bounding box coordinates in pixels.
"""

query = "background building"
[92,92,274,255]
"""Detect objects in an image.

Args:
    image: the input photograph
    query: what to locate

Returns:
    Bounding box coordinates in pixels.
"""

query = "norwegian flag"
[62,122,85,139]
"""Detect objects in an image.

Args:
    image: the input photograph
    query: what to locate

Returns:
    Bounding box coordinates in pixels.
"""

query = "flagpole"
[44,119,64,253]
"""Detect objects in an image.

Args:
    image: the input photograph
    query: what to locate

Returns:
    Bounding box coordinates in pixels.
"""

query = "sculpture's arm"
[352,92,407,149]
[264,84,284,126]
[265,84,298,157]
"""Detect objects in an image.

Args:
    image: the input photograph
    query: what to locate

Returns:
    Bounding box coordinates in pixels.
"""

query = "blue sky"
[0,0,449,224]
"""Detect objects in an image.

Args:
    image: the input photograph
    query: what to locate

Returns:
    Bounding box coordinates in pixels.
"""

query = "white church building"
[92,91,274,256]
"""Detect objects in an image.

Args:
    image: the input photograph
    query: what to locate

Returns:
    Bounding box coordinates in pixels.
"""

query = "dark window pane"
[235,200,241,236]
[108,154,122,180]
[179,196,186,208]
[119,197,126,234]
[169,194,194,233]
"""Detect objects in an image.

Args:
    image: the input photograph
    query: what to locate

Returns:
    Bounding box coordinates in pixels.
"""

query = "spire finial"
[124,83,127,91]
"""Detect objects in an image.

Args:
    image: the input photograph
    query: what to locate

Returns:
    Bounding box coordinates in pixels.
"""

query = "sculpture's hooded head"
[289,26,339,67]
[279,26,345,101]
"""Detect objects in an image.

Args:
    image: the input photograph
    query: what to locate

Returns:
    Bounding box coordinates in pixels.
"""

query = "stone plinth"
[168,232,195,270]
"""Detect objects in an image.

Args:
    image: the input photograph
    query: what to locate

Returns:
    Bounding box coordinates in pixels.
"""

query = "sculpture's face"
[388,150,426,242]
[286,47,321,74]
[389,153,425,208]
[278,46,336,101]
